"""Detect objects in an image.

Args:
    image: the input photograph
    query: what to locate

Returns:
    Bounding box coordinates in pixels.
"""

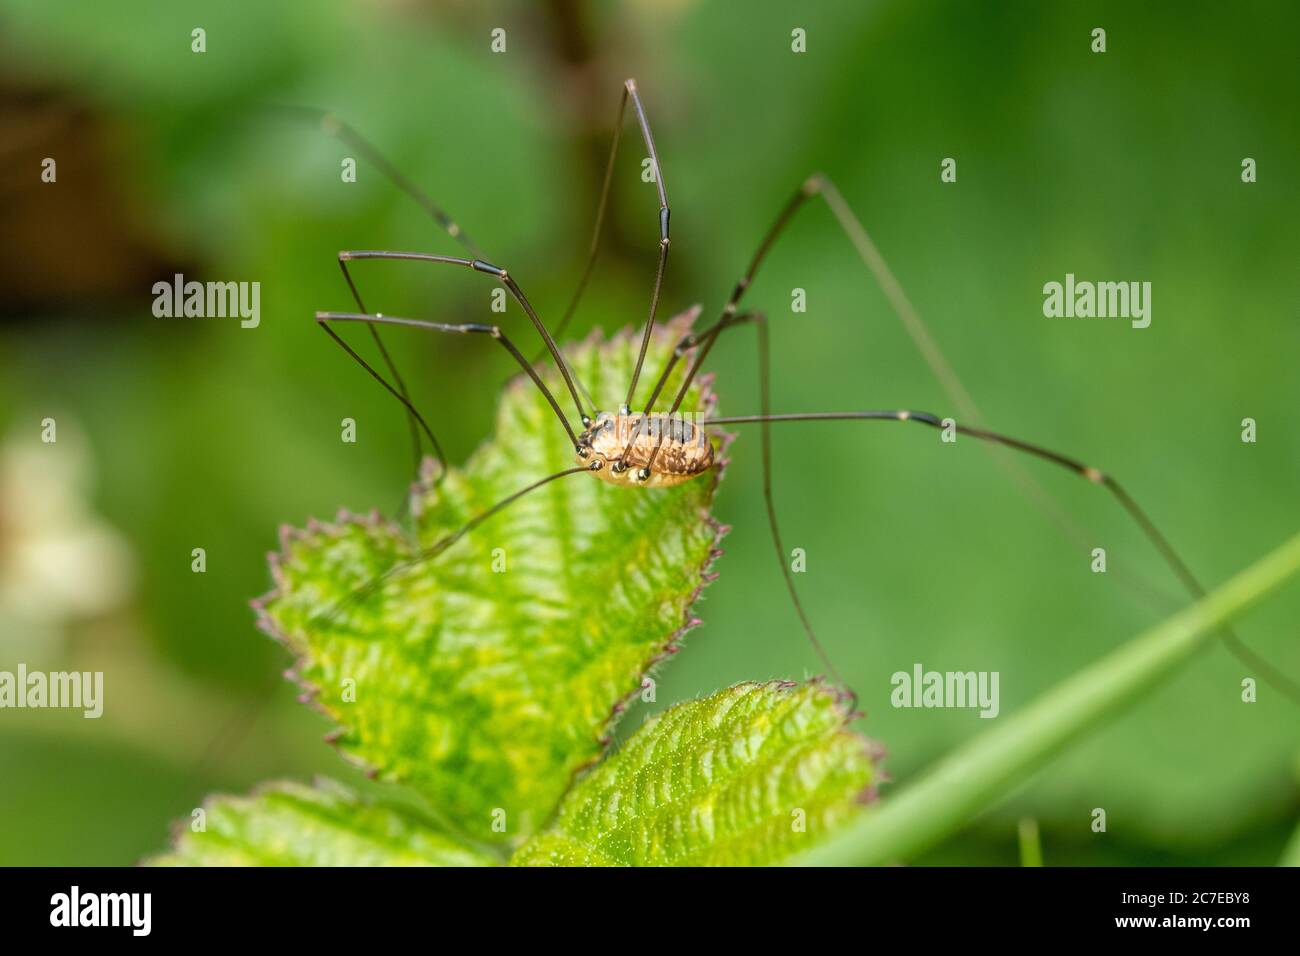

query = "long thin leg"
[619,79,672,411]
[315,311,582,449]
[751,314,856,698]
[335,255,427,476]
[293,107,594,422]
[657,173,1182,602]
[658,175,1300,703]
[335,251,592,426]
[812,177,1108,587]
[612,179,813,471]
[705,409,1300,706]
[317,322,445,466]
[286,106,491,471]
[529,81,629,365]
[615,311,739,475]
[661,173,966,418]
[635,168,965,421]
[315,463,597,625]
[599,306,857,700]
[661,177,820,416]
[280,105,486,258]
[636,312,733,425]
[617,311,856,694]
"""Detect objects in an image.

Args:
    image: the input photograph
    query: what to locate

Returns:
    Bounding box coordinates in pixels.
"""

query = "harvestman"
[309,80,1298,704]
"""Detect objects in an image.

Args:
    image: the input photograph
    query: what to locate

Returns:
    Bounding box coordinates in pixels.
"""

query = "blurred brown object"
[539,0,645,269]
[0,73,185,322]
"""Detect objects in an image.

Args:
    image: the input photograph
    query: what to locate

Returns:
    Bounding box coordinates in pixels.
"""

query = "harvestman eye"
[303,82,1300,710]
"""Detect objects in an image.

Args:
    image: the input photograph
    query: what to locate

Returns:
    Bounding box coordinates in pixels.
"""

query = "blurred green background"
[1,0,1297,866]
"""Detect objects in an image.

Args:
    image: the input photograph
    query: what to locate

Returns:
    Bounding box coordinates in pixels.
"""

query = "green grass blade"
[1017,818,1043,867]
[1281,818,1300,867]
[795,528,1300,866]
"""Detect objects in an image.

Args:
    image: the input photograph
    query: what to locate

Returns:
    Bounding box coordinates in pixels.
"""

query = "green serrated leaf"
[510,681,879,866]
[148,779,496,866]
[257,311,726,843]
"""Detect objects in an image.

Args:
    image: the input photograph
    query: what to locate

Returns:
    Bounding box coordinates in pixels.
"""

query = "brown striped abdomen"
[580,413,715,488]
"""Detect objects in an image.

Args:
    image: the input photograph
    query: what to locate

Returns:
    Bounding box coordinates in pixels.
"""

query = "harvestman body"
[579,412,713,488]
[309,80,1299,705]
